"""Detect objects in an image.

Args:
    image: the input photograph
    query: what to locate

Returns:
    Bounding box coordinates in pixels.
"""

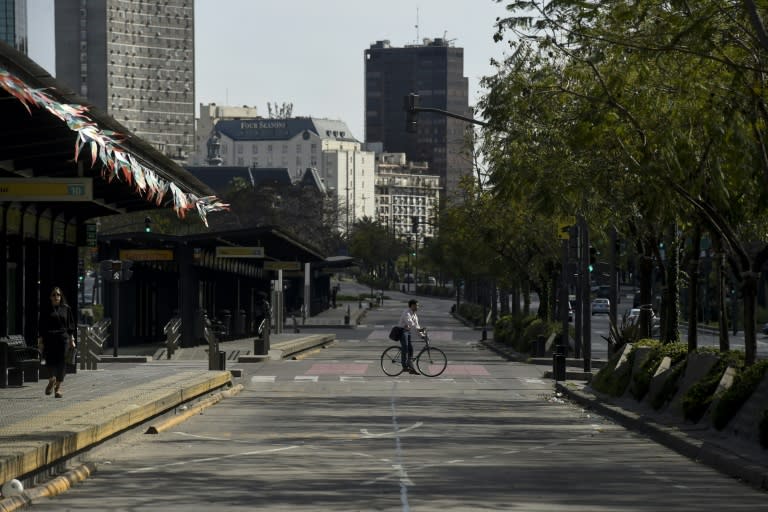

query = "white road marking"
[250,375,276,383]
[295,375,319,382]
[360,422,424,438]
[524,378,546,384]
[126,445,300,473]
[340,376,365,382]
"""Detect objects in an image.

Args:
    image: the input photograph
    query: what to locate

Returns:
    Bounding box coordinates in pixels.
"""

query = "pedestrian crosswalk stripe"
[340,376,365,382]
[250,376,276,383]
[295,376,319,382]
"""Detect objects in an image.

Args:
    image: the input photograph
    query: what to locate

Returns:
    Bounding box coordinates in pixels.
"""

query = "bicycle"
[380,328,447,377]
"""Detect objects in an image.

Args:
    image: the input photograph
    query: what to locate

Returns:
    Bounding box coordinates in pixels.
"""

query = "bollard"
[344,304,351,325]
[218,350,226,371]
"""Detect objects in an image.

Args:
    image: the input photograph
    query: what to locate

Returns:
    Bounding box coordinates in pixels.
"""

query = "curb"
[0,382,243,511]
[0,371,231,486]
[556,383,768,491]
[0,462,96,512]
[145,383,244,434]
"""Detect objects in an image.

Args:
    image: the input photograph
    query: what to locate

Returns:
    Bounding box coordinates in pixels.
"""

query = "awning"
[0,41,227,225]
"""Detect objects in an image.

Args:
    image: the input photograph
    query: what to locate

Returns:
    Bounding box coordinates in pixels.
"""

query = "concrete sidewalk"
[0,304,357,503]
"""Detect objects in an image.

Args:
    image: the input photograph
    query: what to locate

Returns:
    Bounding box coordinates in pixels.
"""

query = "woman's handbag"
[65,344,78,366]
[388,326,403,341]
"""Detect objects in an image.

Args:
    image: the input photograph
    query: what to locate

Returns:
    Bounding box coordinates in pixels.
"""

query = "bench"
[0,335,42,387]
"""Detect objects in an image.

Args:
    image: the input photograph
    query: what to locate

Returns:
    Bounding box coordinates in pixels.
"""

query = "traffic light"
[404,93,419,133]
[144,216,152,233]
[411,215,419,234]
[589,246,597,272]
[78,258,84,282]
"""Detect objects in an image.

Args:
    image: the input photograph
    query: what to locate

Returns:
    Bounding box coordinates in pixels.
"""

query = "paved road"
[26,291,767,511]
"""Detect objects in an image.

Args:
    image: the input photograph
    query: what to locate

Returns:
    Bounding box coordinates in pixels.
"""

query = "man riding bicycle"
[398,299,423,374]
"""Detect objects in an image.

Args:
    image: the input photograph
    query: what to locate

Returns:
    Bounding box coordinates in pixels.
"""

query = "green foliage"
[493,314,517,346]
[519,318,558,354]
[592,346,636,397]
[629,340,687,401]
[415,285,454,298]
[682,351,745,423]
[457,303,485,326]
[651,360,687,411]
[712,360,768,431]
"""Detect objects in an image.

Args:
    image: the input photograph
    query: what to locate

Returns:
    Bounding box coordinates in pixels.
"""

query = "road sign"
[215,246,265,258]
[264,261,301,271]
[0,178,93,201]
[119,249,174,261]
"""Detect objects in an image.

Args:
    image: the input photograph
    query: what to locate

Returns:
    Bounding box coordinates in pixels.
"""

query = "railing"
[163,317,181,360]
[78,318,111,370]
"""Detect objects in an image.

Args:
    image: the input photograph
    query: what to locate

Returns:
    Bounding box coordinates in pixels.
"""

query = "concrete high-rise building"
[365,38,472,203]
[54,0,194,162]
[0,0,27,53]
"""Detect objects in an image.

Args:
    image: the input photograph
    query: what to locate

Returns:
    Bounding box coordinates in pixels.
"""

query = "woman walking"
[37,286,76,398]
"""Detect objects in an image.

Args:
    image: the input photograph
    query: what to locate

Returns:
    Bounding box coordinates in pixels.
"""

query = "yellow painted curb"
[145,383,244,434]
[0,462,96,512]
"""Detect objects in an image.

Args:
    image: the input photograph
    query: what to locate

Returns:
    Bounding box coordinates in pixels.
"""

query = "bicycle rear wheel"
[381,346,405,376]
[416,346,447,377]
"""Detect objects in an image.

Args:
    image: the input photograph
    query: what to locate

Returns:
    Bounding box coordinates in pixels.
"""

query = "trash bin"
[220,309,231,337]
[553,344,566,381]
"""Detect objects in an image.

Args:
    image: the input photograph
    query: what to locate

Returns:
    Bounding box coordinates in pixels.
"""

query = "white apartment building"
[374,153,441,242]
[210,116,375,232]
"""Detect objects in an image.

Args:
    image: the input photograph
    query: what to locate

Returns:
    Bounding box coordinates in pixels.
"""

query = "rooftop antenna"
[415,7,419,43]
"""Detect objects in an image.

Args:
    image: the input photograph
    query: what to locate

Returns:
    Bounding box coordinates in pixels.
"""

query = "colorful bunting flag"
[0,67,229,226]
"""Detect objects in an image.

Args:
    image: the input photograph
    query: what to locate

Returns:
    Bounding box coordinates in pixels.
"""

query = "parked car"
[591,298,610,315]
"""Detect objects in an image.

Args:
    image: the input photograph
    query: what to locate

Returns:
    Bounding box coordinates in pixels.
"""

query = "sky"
[26,0,512,142]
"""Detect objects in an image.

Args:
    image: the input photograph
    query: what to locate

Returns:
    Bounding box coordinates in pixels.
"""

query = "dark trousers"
[43,333,67,382]
[399,330,413,368]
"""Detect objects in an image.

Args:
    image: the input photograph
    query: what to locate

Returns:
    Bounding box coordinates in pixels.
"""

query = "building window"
[252,144,258,153]
[267,144,273,153]
[282,144,288,154]
[237,144,243,154]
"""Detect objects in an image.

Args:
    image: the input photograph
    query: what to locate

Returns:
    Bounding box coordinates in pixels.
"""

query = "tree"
[486,0,768,364]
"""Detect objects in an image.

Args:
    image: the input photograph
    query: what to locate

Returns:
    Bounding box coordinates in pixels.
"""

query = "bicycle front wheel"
[381,346,405,376]
[416,346,447,377]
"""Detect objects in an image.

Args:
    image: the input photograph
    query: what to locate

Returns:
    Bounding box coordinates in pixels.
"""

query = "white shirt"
[398,307,421,331]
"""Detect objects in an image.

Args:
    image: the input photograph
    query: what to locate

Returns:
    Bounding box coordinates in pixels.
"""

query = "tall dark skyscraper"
[365,38,472,202]
[0,0,27,54]
[54,0,194,162]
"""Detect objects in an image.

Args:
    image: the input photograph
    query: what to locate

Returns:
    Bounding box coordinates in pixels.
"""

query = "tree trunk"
[715,248,730,351]
[742,271,759,366]
[662,232,681,344]
[638,248,655,340]
[687,227,701,352]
